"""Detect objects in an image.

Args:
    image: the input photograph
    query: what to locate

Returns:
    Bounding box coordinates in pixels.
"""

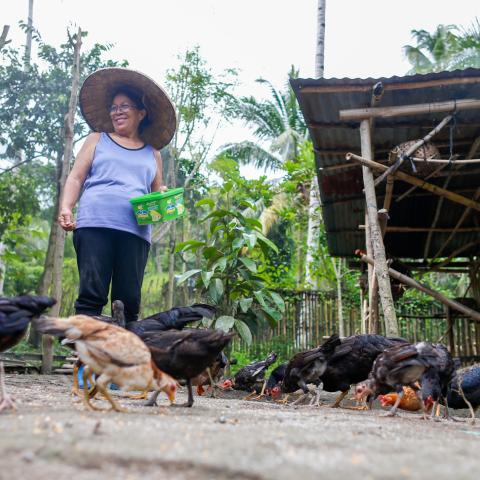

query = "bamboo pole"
[340,98,480,121]
[346,153,480,212]
[374,115,453,186]
[357,252,480,322]
[409,157,480,164]
[359,120,398,336]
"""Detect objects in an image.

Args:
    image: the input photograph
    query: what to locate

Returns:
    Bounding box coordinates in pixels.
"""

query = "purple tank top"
[76,133,157,243]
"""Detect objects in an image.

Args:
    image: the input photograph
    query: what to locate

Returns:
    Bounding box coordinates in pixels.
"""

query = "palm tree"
[403,20,480,74]
[219,65,307,172]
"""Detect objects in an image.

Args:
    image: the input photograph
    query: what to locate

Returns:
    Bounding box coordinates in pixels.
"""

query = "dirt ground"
[1,374,479,480]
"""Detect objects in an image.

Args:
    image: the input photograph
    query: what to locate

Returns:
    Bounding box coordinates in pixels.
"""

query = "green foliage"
[404,19,480,73]
[176,171,284,345]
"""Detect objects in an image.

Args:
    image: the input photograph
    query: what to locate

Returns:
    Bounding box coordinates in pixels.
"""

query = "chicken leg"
[247,380,268,401]
[382,389,405,417]
[170,379,194,408]
[0,362,16,412]
[82,366,108,412]
[330,390,349,408]
[94,377,128,413]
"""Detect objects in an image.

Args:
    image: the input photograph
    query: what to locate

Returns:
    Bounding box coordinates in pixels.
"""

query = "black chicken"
[0,295,56,411]
[191,351,229,397]
[265,363,287,397]
[280,335,341,405]
[419,343,455,418]
[318,334,408,408]
[127,304,216,336]
[141,328,234,407]
[443,363,480,421]
[222,352,278,398]
[355,341,450,417]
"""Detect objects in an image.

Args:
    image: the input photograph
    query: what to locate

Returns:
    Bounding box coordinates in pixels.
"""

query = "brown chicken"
[34,315,177,412]
[378,386,427,412]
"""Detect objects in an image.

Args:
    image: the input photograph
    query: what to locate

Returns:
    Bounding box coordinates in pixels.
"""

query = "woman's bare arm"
[58,133,100,231]
[151,149,167,192]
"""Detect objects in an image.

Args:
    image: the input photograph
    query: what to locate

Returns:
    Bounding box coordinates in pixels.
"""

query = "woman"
[58,68,176,324]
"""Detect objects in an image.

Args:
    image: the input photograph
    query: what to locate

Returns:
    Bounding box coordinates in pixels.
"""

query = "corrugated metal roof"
[291,69,480,259]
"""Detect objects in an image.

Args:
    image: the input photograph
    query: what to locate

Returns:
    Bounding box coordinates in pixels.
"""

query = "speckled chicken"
[355,341,452,417]
[141,328,234,407]
[34,315,177,412]
[0,295,56,411]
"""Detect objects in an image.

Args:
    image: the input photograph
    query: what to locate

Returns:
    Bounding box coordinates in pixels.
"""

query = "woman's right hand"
[58,208,76,231]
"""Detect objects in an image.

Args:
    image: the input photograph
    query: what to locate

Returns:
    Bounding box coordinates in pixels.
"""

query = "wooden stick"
[374,114,452,186]
[410,157,480,164]
[434,240,480,269]
[340,98,480,121]
[358,226,480,233]
[432,136,480,260]
[346,153,480,212]
[359,120,398,336]
[395,163,449,203]
[357,252,480,322]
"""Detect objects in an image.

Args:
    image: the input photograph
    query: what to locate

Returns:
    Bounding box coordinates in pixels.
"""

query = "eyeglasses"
[109,103,138,114]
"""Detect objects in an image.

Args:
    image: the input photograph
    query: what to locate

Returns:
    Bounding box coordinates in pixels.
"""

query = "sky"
[3,0,479,177]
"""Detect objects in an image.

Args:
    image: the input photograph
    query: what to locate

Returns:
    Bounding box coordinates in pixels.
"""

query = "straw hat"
[79,68,176,150]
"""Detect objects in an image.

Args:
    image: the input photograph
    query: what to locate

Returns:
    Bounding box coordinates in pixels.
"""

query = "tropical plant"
[175,170,285,345]
[404,20,480,74]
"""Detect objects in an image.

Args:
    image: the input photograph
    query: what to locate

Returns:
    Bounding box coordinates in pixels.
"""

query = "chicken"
[418,343,455,418]
[378,386,424,412]
[34,315,177,412]
[221,352,278,398]
[355,341,447,417]
[443,364,480,421]
[280,335,341,405]
[70,300,126,397]
[140,328,234,407]
[0,295,56,411]
[191,351,229,397]
[317,334,408,408]
[127,304,216,336]
[265,363,287,398]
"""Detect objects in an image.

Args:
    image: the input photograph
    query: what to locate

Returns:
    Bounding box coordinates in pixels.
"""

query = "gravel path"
[0,374,479,480]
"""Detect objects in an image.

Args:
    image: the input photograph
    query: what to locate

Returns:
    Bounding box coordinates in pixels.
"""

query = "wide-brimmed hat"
[79,68,176,150]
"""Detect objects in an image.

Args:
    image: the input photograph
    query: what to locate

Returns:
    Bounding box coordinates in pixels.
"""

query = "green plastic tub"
[130,188,185,225]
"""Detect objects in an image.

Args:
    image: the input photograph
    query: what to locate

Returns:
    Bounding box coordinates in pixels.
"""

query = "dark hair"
[109,85,151,133]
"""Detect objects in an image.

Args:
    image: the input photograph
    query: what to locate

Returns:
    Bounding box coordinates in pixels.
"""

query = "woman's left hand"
[159,185,168,192]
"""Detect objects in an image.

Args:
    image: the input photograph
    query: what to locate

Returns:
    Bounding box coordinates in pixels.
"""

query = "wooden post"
[359,120,398,336]
[42,28,82,373]
[365,214,377,333]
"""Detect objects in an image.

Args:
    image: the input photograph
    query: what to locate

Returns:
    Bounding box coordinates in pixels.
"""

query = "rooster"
[0,295,56,411]
[140,329,233,407]
[266,363,288,398]
[355,341,450,417]
[221,352,278,399]
[34,315,177,412]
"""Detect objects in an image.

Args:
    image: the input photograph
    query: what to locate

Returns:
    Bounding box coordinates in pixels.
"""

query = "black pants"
[73,227,150,323]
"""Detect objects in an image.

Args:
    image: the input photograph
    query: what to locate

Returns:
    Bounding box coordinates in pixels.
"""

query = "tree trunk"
[0,25,10,50]
[41,28,82,373]
[25,0,34,64]
[333,258,345,337]
[304,180,320,288]
[0,242,5,295]
[315,0,326,78]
